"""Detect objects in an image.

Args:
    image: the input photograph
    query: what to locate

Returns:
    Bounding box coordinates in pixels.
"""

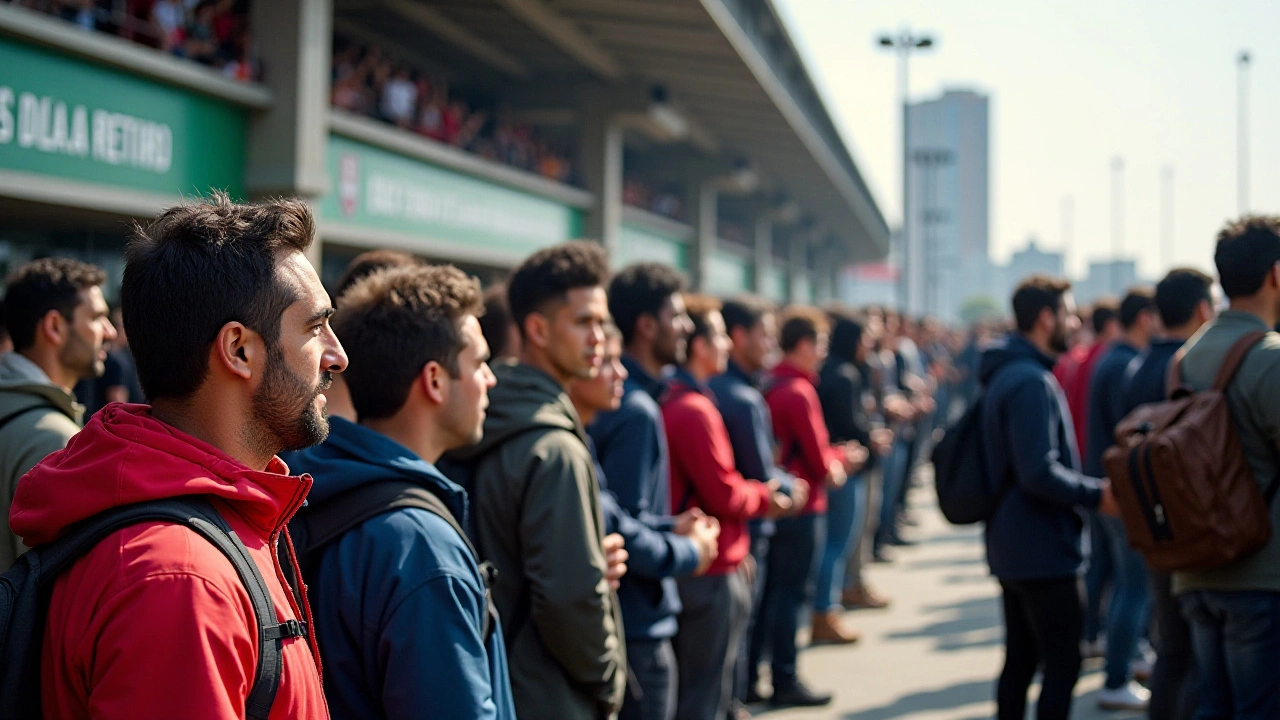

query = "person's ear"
[37,309,67,348]
[523,311,551,351]
[421,361,447,405]
[1038,306,1056,336]
[212,322,259,383]
[635,314,657,343]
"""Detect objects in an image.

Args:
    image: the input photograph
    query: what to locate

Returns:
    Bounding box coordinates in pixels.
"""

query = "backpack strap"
[1211,330,1269,392]
[36,497,290,720]
[294,480,499,643]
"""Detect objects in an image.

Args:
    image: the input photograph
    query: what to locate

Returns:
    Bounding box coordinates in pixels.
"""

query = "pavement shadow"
[905,555,986,570]
[887,597,1003,652]
[832,677,993,719]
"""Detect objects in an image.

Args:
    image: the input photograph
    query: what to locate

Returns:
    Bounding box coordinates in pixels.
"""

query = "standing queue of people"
[0,193,954,720]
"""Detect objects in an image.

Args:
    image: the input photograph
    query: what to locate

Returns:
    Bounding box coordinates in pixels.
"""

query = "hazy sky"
[773,0,1280,280]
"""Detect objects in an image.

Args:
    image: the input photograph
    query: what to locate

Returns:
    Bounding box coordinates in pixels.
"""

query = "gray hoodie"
[0,352,82,567]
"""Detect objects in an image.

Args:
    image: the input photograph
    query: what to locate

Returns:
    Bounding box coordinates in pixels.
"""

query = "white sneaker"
[1097,681,1151,711]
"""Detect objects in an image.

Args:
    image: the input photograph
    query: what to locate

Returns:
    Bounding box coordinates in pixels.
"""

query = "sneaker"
[770,680,833,708]
[1097,681,1150,711]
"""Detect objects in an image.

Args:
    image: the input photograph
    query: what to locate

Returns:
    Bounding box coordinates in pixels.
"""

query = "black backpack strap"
[296,480,499,643]
[37,497,290,720]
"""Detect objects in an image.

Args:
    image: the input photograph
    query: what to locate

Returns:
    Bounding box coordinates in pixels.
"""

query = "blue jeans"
[1084,511,1114,643]
[1180,589,1280,719]
[749,513,821,689]
[1100,514,1150,689]
[813,473,866,612]
[875,440,910,547]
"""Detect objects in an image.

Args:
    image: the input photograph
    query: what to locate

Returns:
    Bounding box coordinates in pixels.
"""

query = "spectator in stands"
[0,257,116,569]
[10,195,341,717]
[1119,267,1216,720]
[1175,216,1280,718]
[450,242,627,720]
[380,66,418,128]
[1084,287,1159,711]
[285,264,516,720]
[664,294,789,720]
[755,307,855,709]
[589,262,706,720]
[979,275,1118,720]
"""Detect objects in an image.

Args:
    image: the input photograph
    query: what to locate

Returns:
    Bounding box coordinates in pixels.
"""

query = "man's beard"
[251,344,332,454]
[60,331,104,381]
[1049,324,1070,355]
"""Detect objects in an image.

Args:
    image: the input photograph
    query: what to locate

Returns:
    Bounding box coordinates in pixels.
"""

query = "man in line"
[589,263,706,720]
[12,195,340,717]
[285,264,516,719]
[454,242,628,720]
[979,275,1118,720]
[1175,217,1280,717]
[0,258,116,568]
[1083,287,1159,711]
[1119,268,1216,720]
[663,295,790,720]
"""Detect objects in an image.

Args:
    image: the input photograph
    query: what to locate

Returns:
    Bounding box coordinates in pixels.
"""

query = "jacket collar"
[622,354,667,401]
[771,360,817,385]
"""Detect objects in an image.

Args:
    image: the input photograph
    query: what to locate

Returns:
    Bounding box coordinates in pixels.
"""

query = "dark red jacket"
[662,371,773,575]
[1055,341,1109,460]
[10,404,328,720]
[765,362,845,516]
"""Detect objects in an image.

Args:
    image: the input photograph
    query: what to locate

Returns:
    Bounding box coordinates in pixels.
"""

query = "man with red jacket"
[663,295,791,720]
[752,307,864,709]
[10,194,346,719]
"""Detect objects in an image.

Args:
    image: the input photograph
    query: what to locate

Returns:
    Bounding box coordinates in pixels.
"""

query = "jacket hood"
[450,361,582,461]
[10,403,311,546]
[978,333,1056,385]
[284,416,468,522]
[0,352,81,423]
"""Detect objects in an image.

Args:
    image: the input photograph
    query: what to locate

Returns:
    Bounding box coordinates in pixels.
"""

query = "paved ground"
[751,486,1146,720]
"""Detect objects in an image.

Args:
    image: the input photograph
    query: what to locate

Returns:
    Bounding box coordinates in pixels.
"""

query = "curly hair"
[3,257,107,352]
[507,241,609,337]
[608,262,687,345]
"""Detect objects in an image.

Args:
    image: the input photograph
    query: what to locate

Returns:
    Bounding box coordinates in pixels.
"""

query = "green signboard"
[617,222,688,271]
[0,37,246,196]
[321,134,582,255]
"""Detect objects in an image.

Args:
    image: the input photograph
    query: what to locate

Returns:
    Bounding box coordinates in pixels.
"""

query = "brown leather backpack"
[1103,330,1280,573]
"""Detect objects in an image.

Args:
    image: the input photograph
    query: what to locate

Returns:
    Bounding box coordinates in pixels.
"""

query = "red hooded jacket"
[9,404,328,720]
[662,373,773,576]
[765,362,845,516]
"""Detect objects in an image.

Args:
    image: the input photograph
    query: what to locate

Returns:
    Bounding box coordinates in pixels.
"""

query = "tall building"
[1009,239,1066,281]
[904,89,991,320]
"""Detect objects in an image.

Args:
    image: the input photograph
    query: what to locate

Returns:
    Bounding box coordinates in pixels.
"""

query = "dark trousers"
[1180,589,1280,720]
[732,534,770,703]
[674,568,751,720]
[997,577,1084,720]
[1149,571,1197,720]
[620,638,678,720]
[749,513,821,691]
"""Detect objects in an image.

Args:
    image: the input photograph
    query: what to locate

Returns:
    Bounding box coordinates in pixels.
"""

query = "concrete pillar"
[580,98,624,259]
[247,0,332,269]
[688,181,718,291]
[753,215,772,296]
[788,232,808,305]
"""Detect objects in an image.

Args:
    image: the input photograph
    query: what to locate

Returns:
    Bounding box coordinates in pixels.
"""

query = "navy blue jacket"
[1121,338,1182,415]
[980,334,1105,581]
[708,360,794,538]
[588,356,698,640]
[284,418,517,720]
[1084,341,1141,477]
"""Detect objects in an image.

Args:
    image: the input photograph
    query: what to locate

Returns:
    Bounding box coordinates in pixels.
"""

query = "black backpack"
[932,392,1008,525]
[289,480,499,643]
[0,496,303,720]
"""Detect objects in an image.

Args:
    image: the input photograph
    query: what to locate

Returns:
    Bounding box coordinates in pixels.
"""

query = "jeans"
[1180,589,1280,720]
[1100,514,1150,688]
[621,639,677,720]
[997,577,1084,720]
[875,440,910,547]
[1084,511,1115,644]
[1149,571,1197,720]
[674,568,752,720]
[813,473,866,612]
[732,534,769,703]
[749,513,821,690]
[845,467,882,593]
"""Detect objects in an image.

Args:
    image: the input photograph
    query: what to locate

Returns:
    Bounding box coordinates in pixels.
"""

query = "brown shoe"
[810,610,861,645]
[842,586,891,610]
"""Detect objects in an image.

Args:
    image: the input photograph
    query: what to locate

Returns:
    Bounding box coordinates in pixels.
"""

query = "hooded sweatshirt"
[8,403,327,720]
[0,351,83,568]
[449,361,626,720]
[978,333,1105,581]
[283,417,517,720]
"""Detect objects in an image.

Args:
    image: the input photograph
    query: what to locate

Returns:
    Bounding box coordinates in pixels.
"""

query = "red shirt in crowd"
[764,361,845,516]
[662,372,774,576]
[1056,341,1110,459]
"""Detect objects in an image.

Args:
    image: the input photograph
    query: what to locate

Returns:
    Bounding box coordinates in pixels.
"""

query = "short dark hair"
[507,241,609,337]
[1118,287,1156,329]
[608,263,686,345]
[1011,275,1071,333]
[479,283,514,358]
[122,193,314,401]
[780,306,829,353]
[1090,298,1119,334]
[3,258,107,352]
[683,294,721,345]
[828,309,865,365]
[334,249,419,298]
[332,264,483,420]
[720,295,773,338]
[1215,215,1280,299]
[1155,268,1214,328]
